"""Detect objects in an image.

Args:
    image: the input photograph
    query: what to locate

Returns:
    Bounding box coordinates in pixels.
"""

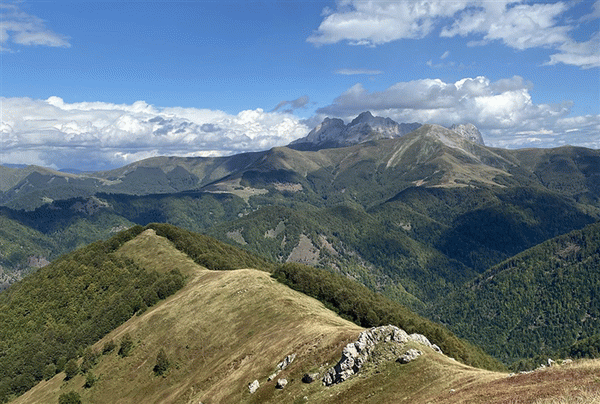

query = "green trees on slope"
[0,225,185,403]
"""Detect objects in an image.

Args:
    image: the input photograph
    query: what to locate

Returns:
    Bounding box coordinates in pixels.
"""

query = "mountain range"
[0,112,599,386]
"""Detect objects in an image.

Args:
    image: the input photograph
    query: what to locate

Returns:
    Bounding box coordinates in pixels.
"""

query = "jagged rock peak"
[449,123,485,145]
[290,112,421,150]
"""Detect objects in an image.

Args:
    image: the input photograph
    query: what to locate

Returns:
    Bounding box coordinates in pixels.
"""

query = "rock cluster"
[322,325,442,386]
[397,349,422,364]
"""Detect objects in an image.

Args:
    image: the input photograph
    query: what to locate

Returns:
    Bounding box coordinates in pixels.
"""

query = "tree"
[153,348,169,376]
[43,363,57,380]
[58,391,82,404]
[64,359,79,380]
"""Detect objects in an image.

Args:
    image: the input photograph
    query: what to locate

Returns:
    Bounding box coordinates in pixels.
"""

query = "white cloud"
[0,4,70,51]
[308,0,470,46]
[316,76,598,149]
[0,97,310,170]
[308,0,599,69]
[546,33,600,69]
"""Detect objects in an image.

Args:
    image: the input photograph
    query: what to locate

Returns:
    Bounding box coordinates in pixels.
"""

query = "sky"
[1,0,599,171]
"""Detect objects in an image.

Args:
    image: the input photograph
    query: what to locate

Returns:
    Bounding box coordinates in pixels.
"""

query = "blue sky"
[1,0,599,170]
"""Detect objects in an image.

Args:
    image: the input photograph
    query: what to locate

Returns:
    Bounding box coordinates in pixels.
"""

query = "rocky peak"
[290,112,421,150]
[449,123,485,145]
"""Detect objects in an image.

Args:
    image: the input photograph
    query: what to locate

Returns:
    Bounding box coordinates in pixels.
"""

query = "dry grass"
[10,230,600,404]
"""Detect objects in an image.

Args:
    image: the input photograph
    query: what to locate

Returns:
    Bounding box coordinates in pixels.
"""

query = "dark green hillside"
[206,204,475,307]
[382,185,597,272]
[432,222,600,364]
[0,216,56,289]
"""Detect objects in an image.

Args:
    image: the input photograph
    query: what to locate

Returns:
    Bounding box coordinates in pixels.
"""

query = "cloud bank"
[0,97,309,171]
[308,0,599,69]
[316,76,600,149]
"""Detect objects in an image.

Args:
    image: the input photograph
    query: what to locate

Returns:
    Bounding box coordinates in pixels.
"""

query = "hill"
[7,227,599,404]
[432,221,600,365]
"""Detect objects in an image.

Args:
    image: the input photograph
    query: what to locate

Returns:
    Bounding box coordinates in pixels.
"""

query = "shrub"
[64,359,79,380]
[58,391,82,404]
[153,348,170,376]
[118,334,133,357]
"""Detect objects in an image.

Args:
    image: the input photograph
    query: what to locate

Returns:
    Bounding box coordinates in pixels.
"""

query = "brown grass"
[10,230,600,404]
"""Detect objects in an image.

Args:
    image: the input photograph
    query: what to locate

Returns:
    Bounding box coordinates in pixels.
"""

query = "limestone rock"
[449,123,485,145]
[248,380,259,394]
[277,354,296,371]
[323,325,409,386]
[276,378,288,389]
[397,349,422,364]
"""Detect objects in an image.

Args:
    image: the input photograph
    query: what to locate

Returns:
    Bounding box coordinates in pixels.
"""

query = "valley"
[1,115,599,402]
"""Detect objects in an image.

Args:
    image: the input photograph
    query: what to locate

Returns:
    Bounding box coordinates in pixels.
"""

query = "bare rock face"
[449,123,485,145]
[322,325,442,386]
[290,112,421,150]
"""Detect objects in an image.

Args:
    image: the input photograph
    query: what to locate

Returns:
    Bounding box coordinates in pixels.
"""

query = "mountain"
[1,117,599,371]
[4,224,598,404]
[290,111,422,150]
[432,221,600,365]
[1,224,511,403]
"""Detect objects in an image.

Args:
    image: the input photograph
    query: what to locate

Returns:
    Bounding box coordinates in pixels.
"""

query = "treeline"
[273,262,505,371]
[0,226,184,403]
[148,223,274,271]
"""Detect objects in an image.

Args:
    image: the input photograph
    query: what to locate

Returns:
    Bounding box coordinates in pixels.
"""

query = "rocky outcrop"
[322,325,442,386]
[290,112,421,150]
[449,123,485,145]
[248,380,259,394]
[277,354,296,371]
[275,378,288,389]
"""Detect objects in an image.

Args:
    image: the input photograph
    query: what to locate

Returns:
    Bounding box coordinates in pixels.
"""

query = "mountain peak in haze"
[290,111,421,150]
[291,112,486,150]
[450,123,485,145]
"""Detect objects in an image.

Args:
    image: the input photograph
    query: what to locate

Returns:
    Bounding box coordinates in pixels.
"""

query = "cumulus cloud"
[316,76,599,149]
[308,0,599,69]
[0,97,310,171]
[0,3,70,51]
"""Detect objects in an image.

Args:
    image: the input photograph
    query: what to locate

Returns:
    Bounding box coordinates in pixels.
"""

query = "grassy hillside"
[432,222,600,365]
[9,228,600,404]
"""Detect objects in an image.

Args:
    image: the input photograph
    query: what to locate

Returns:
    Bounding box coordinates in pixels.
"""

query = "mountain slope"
[432,221,600,364]
[10,228,599,404]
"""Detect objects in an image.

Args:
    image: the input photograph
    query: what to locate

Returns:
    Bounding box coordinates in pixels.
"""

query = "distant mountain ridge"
[289,111,485,150]
[290,111,422,150]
